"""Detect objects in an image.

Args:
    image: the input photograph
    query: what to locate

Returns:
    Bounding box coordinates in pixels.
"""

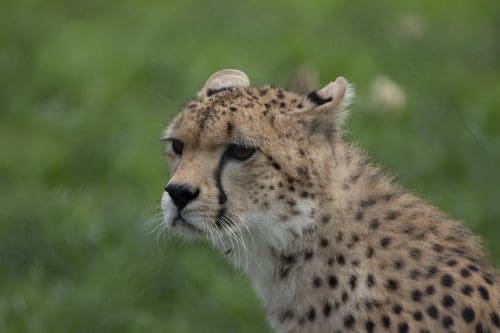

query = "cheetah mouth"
[173,216,204,234]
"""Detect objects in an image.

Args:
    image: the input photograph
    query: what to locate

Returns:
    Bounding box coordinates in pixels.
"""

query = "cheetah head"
[161,69,353,250]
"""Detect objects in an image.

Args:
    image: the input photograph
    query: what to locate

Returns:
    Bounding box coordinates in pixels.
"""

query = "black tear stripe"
[214,151,229,228]
[307,90,333,105]
[206,87,231,96]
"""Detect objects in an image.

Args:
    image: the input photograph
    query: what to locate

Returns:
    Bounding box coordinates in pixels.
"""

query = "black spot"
[281,254,296,264]
[425,285,435,295]
[490,312,499,328]
[442,294,455,308]
[369,219,380,229]
[461,284,474,296]
[341,292,348,303]
[432,243,444,252]
[366,246,375,258]
[323,302,332,317]
[393,304,402,315]
[409,269,421,280]
[344,314,355,328]
[365,320,375,333]
[468,264,479,272]
[337,255,345,265]
[307,90,333,105]
[225,122,234,135]
[411,289,422,302]
[441,274,454,287]
[381,315,391,328]
[413,311,423,321]
[477,286,489,300]
[366,274,375,287]
[352,234,360,242]
[385,211,401,220]
[307,307,316,321]
[385,279,399,291]
[328,275,338,288]
[462,307,475,323]
[349,275,357,290]
[319,238,329,247]
[427,305,439,319]
[322,215,331,224]
[426,266,438,277]
[393,259,404,270]
[409,248,422,260]
[360,197,377,207]
[446,259,458,267]
[475,323,484,333]
[355,211,364,221]
[442,315,454,328]
[312,276,322,288]
[350,170,363,183]
[482,274,493,285]
[451,247,465,255]
[380,237,392,248]
[304,250,313,260]
[272,162,281,170]
[460,268,471,277]
[398,322,409,333]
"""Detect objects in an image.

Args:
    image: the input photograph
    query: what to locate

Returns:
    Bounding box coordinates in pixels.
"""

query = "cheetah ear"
[197,69,251,98]
[291,76,354,137]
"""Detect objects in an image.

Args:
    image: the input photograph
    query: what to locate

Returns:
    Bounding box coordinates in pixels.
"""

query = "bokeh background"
[1,0,499,332]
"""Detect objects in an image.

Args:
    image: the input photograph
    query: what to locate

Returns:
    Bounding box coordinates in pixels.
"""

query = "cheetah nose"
[165,183,200,211]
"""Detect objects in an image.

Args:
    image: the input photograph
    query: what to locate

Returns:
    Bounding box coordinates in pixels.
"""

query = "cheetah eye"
[170,139,184,156]
[226,143,256,161]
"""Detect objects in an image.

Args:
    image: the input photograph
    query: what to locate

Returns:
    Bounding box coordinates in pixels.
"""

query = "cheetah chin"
[159,69,499,333]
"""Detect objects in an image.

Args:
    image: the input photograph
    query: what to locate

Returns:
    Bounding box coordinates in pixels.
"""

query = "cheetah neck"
[223,141,401,324]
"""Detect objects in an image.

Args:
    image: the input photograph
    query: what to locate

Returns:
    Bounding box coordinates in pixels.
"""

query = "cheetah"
[161,69,499,332]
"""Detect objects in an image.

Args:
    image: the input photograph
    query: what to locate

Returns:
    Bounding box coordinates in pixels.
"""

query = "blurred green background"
[1,0,499,332]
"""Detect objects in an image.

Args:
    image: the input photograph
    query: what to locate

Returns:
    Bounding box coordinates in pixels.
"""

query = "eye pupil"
[171,139,184,155]
[227,144,255,161]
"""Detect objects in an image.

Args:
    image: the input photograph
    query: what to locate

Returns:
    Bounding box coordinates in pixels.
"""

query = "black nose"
[165,183,200,210]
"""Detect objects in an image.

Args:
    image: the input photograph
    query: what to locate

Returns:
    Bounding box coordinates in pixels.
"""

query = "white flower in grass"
[370,75,407,111]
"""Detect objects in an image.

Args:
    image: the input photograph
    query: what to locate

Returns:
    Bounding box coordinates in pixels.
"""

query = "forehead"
[166,87,300,147]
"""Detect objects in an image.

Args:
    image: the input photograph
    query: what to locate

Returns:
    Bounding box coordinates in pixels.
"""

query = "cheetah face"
[161,69,353,246]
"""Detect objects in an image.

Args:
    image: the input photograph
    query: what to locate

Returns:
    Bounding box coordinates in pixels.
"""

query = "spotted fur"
[161,69,499,333]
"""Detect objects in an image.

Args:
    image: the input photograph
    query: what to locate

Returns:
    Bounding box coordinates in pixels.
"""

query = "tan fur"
[161,69,499,332]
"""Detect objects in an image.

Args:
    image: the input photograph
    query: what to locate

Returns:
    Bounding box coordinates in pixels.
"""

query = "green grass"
[1,0,499,332]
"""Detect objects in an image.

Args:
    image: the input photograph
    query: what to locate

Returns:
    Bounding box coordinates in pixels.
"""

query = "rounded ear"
[197,69,250,98]
[303,76,353,113]
[287,76,355,139]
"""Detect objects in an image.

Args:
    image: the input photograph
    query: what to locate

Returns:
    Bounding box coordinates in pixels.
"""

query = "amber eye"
[171,139,184,155]
[226,143,256,161]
